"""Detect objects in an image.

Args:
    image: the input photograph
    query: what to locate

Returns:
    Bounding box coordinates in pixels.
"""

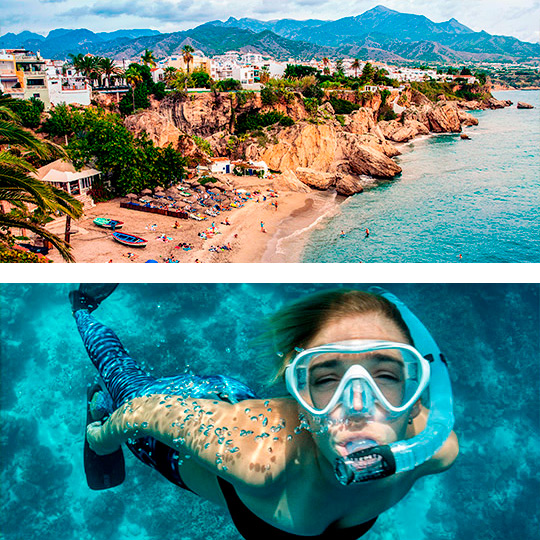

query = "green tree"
[216,78,242,92]
[141,49,157,67]
[98,57,122,87]
[351,58,361,78]
[189,68,211,88]
[5,97,44,128]
[0,94,83,262]
[361,62,375,83]
[182,45,195,74]
[164,66,178,86]
[66,107,186,195]
[123,65,143,113]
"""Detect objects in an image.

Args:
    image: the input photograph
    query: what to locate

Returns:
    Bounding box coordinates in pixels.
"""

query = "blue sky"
[2,0,539,43]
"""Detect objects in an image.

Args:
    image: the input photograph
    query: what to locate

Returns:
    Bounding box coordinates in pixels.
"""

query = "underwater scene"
[0,283,539,540]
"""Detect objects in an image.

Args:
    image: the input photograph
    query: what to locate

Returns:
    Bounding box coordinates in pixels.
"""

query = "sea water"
[300,90,540,263]
[1,283,539,540]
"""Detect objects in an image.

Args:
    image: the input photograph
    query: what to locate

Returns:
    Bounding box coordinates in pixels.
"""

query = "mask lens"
[295,348,423,412]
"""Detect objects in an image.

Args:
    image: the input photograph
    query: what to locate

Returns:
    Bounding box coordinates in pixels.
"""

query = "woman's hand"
[86,420,122,455]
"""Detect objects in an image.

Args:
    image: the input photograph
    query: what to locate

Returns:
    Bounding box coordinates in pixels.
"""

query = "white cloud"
[1,0,538,43]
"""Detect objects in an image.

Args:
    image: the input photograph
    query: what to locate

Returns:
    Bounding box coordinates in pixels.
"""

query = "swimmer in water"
[75,285,458,540]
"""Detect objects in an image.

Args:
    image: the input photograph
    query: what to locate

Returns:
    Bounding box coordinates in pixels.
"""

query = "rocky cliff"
[123,88,490,196]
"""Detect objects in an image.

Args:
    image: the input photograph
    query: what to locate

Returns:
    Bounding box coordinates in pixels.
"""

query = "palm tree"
[69,54,100,87]
[141,49,157,68]
[163,66,178,87]
[98,57,122,87]
[351,58,360,78]
[124,66,143,113]
[182,45,195,74]
[0,96,83,261]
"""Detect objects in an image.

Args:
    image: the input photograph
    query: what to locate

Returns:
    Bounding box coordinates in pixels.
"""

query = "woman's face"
[300,311,421,464]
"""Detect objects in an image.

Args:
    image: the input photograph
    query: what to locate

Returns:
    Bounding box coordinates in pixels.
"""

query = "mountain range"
[1,6,538,64]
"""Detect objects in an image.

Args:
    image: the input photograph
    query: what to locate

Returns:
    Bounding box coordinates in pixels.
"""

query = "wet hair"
[264,289,414,381]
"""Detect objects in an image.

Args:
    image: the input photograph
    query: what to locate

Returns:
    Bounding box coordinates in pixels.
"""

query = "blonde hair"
[263,289,413,381]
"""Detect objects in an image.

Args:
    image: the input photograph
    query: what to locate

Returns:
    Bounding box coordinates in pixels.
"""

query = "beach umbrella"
[126,193,138,199]
[155,186,165,193]
[141,189,152,195]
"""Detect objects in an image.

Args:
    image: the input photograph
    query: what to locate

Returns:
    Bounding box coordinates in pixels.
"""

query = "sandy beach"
[45,175,326,264]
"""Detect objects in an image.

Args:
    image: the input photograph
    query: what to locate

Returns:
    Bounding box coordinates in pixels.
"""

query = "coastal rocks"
[458,100,483,110]
[124,110,183,149]
[457,110,479,126]
[517,102,534,109]
[425,102,462,133]
[378,119,429,142]
[410,88,433,107]
[259,123,338,173]
[295,167,335,190]
[334,173,365,196]
[256,121,402,182]
[155,94,234,137]
[486,97,513,109]
[340,135,402,178]
[356,134,401,158]
[273,170,312,193]
[345,108,378,135]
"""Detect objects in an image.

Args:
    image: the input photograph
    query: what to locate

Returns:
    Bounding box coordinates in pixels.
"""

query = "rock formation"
[120,86,503,198]
[517,102,534,109]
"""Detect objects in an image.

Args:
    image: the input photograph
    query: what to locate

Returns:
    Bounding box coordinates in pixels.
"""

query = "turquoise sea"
[1,283,539,540]
[297,90,540,263]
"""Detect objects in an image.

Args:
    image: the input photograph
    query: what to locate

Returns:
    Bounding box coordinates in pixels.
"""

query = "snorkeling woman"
[73,285,458,539]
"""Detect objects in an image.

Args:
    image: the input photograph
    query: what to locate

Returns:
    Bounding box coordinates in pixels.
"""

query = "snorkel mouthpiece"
[334,445,397,485]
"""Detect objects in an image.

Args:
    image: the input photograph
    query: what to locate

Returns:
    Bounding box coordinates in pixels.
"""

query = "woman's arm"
[87,394,296,489]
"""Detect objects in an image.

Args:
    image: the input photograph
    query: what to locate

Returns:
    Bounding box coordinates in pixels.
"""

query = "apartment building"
[0,49,50,108]
[45,60,91,106]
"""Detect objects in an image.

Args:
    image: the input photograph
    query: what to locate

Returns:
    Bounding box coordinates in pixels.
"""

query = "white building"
[209,157,232,174]
[33,159,101,209]
[240,53,264,66]
[45,60,91,106]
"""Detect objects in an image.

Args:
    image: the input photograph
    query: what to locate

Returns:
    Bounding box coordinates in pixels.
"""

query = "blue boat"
[94,217,124,229]
[112,231,148,247]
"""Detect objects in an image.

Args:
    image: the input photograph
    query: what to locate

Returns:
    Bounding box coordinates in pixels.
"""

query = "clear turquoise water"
[1,284,539,540]
[301,90,540,263]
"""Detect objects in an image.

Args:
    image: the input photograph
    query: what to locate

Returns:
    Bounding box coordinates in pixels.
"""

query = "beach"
[46,174,323,263]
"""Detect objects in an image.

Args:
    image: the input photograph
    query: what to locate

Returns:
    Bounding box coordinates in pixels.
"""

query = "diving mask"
[285,340,430,422]
[284,288,454,485]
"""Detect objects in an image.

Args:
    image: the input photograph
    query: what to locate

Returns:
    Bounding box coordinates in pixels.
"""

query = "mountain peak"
[367,5,397,14]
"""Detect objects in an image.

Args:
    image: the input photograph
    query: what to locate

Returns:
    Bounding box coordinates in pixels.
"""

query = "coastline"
[44,90,526,264]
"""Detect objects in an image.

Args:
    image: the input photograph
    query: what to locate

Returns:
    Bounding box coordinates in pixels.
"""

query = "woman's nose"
[351,380,365,412]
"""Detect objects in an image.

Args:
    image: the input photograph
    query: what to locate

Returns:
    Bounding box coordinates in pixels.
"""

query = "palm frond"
[0,214,75,262]
[0,119,51,158]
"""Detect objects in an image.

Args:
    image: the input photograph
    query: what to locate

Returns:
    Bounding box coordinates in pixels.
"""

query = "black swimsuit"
[217,477,377,540]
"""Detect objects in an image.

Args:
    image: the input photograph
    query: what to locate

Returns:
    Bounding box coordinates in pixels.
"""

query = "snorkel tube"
[334,288,455,485]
